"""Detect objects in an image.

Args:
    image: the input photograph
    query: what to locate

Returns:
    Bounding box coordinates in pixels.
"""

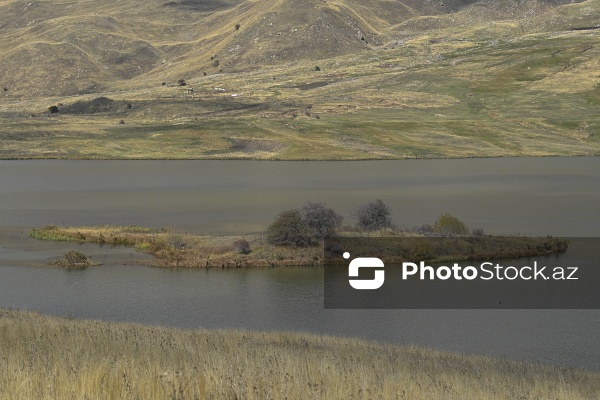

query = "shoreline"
[1,153,600,162]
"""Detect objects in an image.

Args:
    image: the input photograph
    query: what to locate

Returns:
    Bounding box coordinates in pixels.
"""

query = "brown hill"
[0,0,598,159]
[0,0,587,97]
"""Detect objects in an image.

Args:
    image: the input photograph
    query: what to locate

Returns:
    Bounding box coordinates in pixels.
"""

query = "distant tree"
[300,201,343,238]
[433,213,469,236]
[267,209,316,247]
[48,105,59,113]
[235,23,241,31]
[354,199,393,231]
[177,79,187,86]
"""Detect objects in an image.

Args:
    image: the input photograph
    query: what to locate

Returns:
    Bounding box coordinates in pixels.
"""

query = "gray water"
[0,157,598,235]
[1,157,599,370]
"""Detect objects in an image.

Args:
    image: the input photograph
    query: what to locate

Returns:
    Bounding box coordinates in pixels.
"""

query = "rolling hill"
[0,0,598,159]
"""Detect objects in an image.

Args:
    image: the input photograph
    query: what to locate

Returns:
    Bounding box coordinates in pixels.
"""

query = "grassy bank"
[29,225,322,267]
[1,308,598,400]
[29,225,567,268]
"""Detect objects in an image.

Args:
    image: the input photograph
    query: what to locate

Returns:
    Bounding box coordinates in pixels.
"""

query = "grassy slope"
[1,308,599,399]
[0,0,599,159]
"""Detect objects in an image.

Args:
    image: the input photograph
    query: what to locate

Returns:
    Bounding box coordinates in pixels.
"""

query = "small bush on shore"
[434,213,469,236]
[166,234,186,250]
[232,238,251,254]
[267,210,316,247]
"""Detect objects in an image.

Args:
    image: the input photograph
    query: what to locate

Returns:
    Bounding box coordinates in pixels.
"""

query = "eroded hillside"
[0,0,598,159]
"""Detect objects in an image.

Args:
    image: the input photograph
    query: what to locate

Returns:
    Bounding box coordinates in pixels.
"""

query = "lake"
[0,157,599,370]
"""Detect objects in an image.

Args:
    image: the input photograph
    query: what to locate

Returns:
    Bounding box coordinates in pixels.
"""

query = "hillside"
[0,0,599,159]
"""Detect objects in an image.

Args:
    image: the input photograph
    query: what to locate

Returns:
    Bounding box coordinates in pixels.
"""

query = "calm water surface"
[0,158,599,370]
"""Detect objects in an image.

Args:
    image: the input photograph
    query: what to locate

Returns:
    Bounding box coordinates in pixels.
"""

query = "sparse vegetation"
[48,105,59,113]
[162,234,187,267]
[30,225,322,267]
[29,225,152,245]
[235,23,241,31]
[177,79,187,86]
[0,1,599,160]
[166,234,186,250]
[1,308,599,400]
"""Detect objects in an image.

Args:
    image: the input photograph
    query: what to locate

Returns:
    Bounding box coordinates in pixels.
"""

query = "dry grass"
[1,308,599,399]
[29,225,323,267]
[0,1,599,159]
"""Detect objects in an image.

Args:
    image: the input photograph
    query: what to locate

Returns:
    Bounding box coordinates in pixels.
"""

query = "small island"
[29,200,568,268]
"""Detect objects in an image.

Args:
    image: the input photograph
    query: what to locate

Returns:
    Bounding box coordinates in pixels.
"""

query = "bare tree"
[354,199,393,231]
[300,201,343,238]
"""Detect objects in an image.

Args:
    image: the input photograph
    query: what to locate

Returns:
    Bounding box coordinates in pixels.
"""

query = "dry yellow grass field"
[1,308,599,399]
